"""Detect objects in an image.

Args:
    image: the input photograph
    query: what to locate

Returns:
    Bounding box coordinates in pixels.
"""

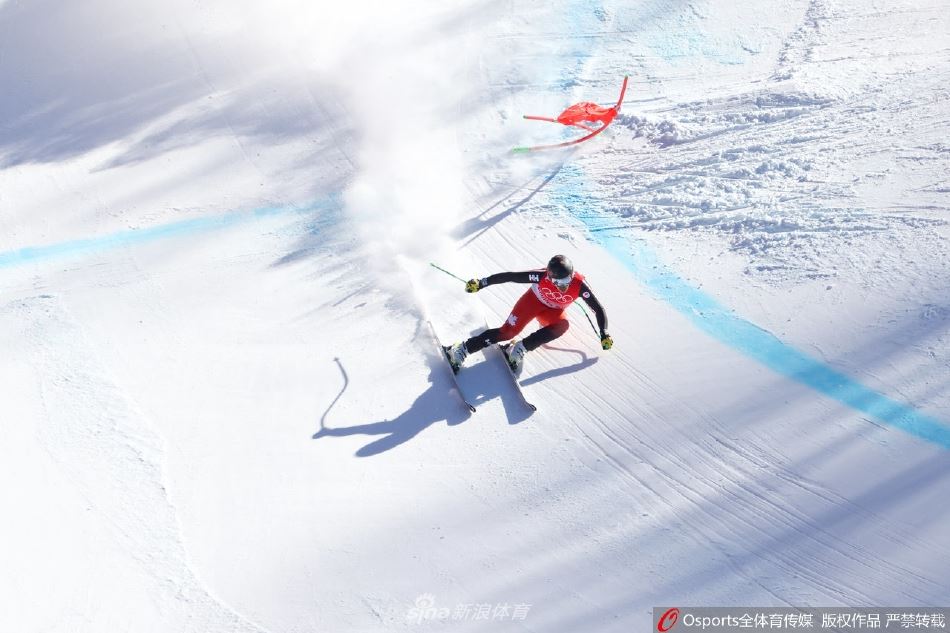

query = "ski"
[443,345,477,413]
[497,344,538,412]
[425,320,477,413]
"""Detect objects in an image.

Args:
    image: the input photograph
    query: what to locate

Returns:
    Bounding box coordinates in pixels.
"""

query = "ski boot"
[444,341,469,374]
[503,340,527,374]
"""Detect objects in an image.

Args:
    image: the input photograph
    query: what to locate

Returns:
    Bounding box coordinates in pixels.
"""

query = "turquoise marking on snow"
[0,200,334,269]
[599,231,950,449]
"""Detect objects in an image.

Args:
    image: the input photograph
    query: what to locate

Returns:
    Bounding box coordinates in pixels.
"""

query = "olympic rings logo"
[540,286,572,304]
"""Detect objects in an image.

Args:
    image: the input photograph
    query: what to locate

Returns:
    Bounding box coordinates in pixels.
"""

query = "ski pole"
[572,301,600,336]
[429,262,468,283]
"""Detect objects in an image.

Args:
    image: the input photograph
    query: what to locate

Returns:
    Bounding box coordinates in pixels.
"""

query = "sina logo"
[657,608,680,632]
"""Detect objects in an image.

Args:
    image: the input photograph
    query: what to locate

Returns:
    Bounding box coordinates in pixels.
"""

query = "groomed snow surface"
[1,0,949,631]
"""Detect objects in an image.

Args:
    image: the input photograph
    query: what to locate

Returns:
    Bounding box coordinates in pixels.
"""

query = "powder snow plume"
[331,3,490,276]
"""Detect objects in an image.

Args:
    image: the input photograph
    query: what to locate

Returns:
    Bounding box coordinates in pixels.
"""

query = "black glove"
[600,332,613,350]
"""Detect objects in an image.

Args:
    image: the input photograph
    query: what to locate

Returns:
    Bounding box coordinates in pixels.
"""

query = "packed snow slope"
[1,0,949,631]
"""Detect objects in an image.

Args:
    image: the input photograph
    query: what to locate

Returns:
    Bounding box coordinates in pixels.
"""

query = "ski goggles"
[548,272,572,288]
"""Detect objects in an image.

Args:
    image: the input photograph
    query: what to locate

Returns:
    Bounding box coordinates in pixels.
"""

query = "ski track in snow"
[565,369,950,605]
[563,0,950,284]
[599,86,949,285]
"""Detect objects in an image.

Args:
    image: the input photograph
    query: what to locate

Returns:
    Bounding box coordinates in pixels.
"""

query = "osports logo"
[657,608,680,632]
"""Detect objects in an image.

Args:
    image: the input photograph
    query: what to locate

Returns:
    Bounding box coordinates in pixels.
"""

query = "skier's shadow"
[313,359,530,456]
[313,369,470,457]
[312,364,468,457]
[520,345,598,387]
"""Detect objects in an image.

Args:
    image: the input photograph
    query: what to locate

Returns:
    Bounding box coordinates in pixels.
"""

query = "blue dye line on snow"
[0,199,335,270]
[600,230,950,449]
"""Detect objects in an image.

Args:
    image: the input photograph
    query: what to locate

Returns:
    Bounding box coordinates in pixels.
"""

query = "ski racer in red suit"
[446,255,613,373]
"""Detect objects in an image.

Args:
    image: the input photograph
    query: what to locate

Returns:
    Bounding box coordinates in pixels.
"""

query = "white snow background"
[1,0,949,631]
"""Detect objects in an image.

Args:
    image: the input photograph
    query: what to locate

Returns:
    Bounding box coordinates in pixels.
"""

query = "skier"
[445,255,612,373]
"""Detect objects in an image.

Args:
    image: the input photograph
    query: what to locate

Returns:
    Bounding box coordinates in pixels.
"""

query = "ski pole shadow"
[317,357,349,435]
[453,160,566,248]
[312,364,472,457]
[520,345,599,387]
